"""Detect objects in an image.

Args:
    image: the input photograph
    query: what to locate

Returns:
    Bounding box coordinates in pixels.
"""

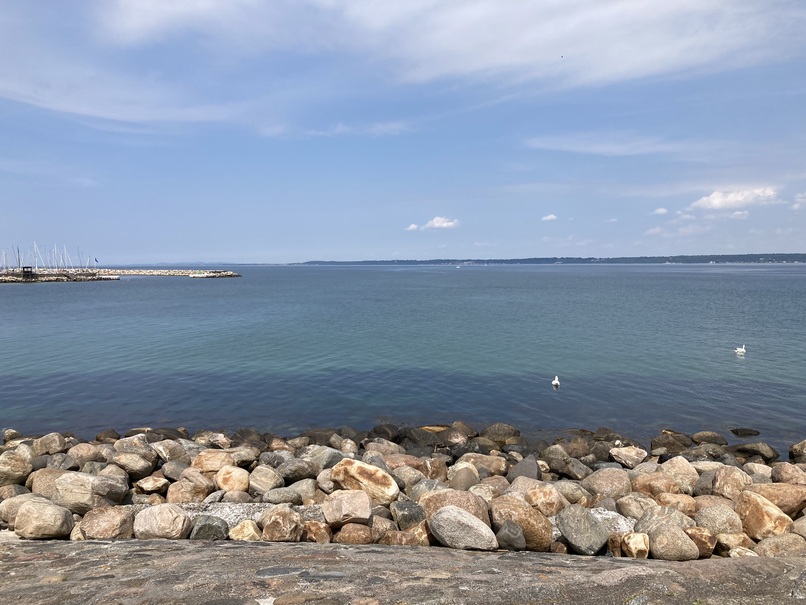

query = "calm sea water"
[1,264,805,451]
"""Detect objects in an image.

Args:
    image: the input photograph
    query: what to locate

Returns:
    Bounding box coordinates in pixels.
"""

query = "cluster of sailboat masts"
[0,242,99,272]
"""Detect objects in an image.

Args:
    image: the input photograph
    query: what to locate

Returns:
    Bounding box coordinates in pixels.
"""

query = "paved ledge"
[2,535,806,605]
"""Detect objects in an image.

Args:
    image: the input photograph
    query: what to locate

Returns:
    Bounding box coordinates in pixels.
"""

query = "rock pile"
[3,422,806,561]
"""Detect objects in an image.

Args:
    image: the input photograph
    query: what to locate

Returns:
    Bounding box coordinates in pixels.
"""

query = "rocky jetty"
[3,422,806,563]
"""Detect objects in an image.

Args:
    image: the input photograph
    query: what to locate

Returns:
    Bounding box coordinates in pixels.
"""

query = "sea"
[1,263,805,452]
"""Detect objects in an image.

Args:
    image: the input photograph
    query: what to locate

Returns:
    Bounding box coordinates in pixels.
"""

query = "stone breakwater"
[3,422,806,563]
[0,268,240,282]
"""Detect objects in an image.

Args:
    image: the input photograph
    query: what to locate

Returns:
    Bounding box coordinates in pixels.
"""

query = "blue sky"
[1,1,805,264]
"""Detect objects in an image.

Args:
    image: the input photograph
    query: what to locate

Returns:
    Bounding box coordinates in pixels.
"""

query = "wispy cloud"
[645,227,663,236]
[653,207,669,215]
[541,214,557,221]
[525,132,697,157]
[2,1,805,128]
[688,187,779,210]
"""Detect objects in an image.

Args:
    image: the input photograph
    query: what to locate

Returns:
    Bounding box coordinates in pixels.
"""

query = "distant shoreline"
[295,253,806,266]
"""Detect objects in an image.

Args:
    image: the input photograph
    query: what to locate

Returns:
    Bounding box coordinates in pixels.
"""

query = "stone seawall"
[0,268,240,282]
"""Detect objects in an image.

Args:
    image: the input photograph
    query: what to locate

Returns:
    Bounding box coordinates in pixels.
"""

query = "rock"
[616,492,658,521]
[427,505,498,551]
[420,489,490,527]
[191,450,236,473]
[276,459,320,483]
[770,462,806,485]
[480,422,519,444]
[506,455,541,482]
[650,430,692,454]
[632,472,681,497]
[448,466,480,491]
[32,432,67,456]
[330,459,399,506]
[495,519,526,551]
[135,476,169,494]
[161,460,189,482]
[260,504,303,542]
[111,452,155,480]
[648,525,700,561]
[390,500,426,531]
[525,483,569,517]
[728,443,779,463]
[261,487,303,505]
[0,451,32,486]
[229,519,262,541]
[729,546,759,557]
[27,468,69,500]
[14,500,74,539]
[746,483,806,517]
[590,508,635,536]
[692,431,728,446]
[684,526,716,558]
[249,465,285,496]
[490,495,552,552]
[80,506,134,539]
[734,490,792,540]
[654,493,696,518]
[754,533,806,557]
[542,445,592,480]
[790,438,806,462]
[581,468,632,500]
[0,484,29,501]
[189,515,229,540]
[322,490,372,527]
[731,428,760,437]
[150,440,190,464]
[302,520,333,544]
[52,472,128,514]
[555,504,609,556]
[456,453,507,476]
[609,446,647,469]
[621,532,650,558]
[714,532,755,556]
[378,530,419,546]
[712,465,752,501]
[333,523,373,544]
[0,493,50,527]
[660,456,700,494]
[215,465,250,493]
[133,504,192,539]
[166,477,213,504]
[695,503,742,535]
[302,445,346,470]
[634,506,694,535]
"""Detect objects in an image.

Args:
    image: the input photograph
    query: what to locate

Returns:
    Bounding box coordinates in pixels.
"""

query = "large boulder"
[489,495,552,552]
[420,489,490,527]
[746,483,806,517]
[80,506,135,539]
[694,504,742,535]
[14,500,74,539]
[133,503,192,539]
[427,505,498,551]
[734,490,792,540]
[322,490,372,528]
[555,504,609,556]
[581,468,632,500]
[330,459,399,506]
[260,503,303,542]
[712,466,752,501]
[51,472,128,515]
[0,450,32,486]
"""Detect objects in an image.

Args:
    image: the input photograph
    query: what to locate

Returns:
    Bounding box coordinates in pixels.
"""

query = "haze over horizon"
[2,2,805,264]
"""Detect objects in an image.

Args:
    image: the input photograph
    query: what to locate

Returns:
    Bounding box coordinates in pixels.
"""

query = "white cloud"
[730,211,749,220]
[606,218,618,223]
[794,203,803,211]
[404,223,419,231]
[688,187,778,210]
[793,193,806,210]
[653,207,668,215]
[645,227,663,236]
[422,216,459,230]
[541,214,557,221]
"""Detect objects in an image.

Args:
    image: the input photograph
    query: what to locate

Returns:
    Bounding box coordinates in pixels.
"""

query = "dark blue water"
[1,264,805,450]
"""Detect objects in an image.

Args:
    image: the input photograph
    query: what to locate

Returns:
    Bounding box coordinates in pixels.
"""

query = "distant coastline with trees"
[298,253,806,266]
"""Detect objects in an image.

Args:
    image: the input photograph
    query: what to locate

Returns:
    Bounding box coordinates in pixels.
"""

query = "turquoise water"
[1,264,805,450]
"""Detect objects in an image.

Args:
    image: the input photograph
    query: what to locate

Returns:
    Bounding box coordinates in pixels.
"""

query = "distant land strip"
[297,253,806,266]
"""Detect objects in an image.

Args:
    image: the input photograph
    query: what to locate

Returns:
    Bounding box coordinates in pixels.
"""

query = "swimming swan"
[551,375,560,389]
[734,344,746,355]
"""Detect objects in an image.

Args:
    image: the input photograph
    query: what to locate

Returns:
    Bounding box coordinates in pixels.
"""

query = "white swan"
[551,375,560,389]
[734,344,746,355]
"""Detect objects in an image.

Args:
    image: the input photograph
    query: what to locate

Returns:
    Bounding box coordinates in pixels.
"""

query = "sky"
[1,1,805,265]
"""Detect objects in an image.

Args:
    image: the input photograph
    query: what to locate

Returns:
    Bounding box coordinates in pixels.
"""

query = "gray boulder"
[556,504,609,555]
[428,505,498,551]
